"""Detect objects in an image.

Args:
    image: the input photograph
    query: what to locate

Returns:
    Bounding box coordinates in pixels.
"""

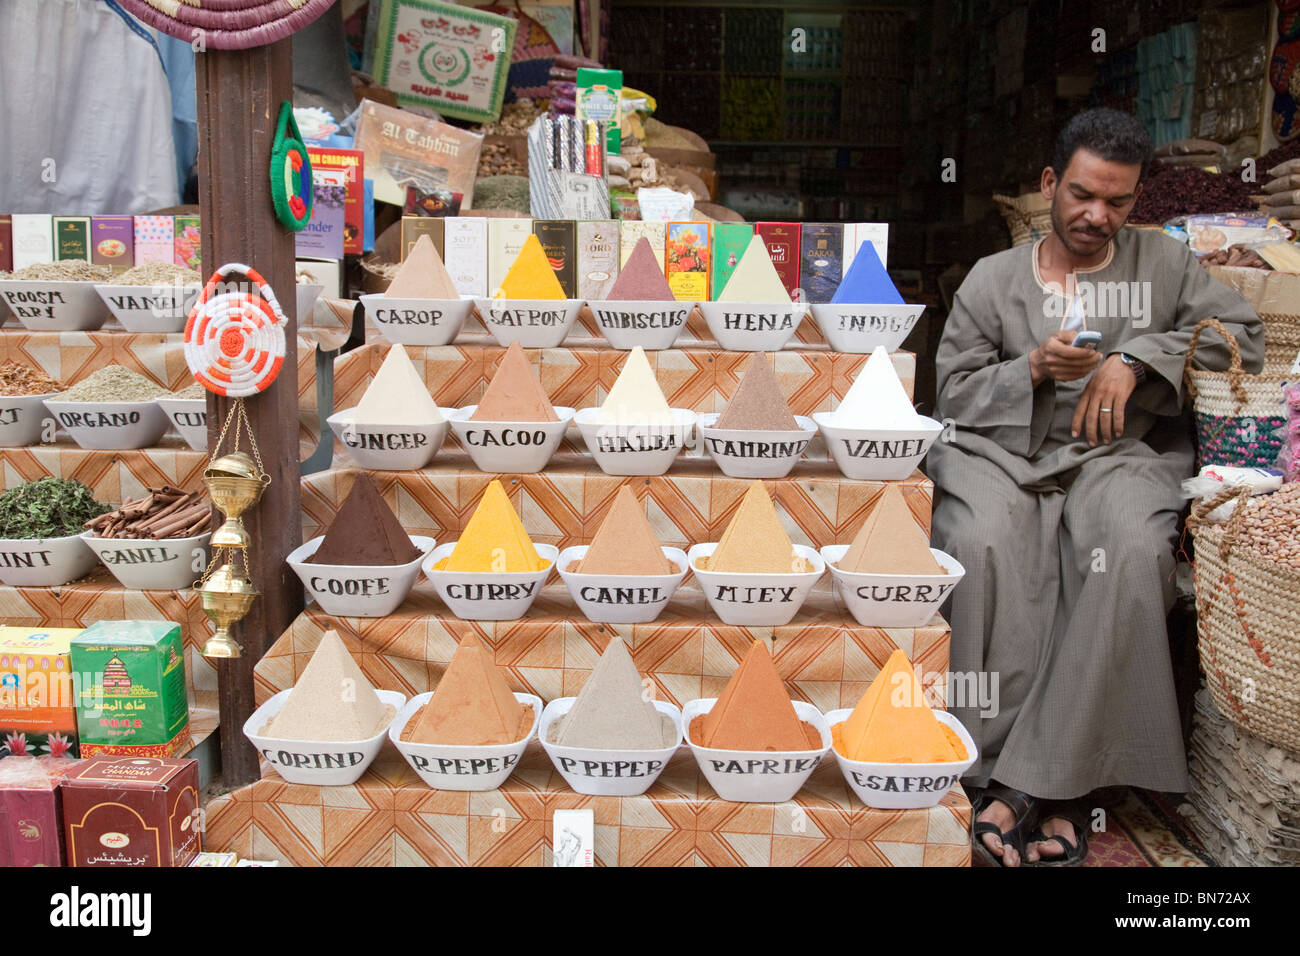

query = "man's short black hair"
[1052,108,1153,182]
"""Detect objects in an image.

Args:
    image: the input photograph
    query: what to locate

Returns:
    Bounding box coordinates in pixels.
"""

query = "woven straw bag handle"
[1186,483,1253,561]
[992,194,1033,228]
[1183,317,1246,410]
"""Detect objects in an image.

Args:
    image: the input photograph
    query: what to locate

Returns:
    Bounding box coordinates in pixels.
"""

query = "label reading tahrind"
[704,437,808,459]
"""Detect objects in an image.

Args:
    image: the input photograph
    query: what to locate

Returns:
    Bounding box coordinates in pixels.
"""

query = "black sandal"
[971,783,1038,868]
[1028,799,1089,867]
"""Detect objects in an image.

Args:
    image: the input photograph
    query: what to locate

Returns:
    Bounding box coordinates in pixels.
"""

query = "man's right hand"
[1029,330,1103,387]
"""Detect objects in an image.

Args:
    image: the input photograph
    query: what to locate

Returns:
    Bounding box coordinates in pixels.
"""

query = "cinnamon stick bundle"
[85,485,213,539]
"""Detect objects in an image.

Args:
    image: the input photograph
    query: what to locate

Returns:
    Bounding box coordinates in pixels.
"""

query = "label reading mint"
[412,753,519,775]
[704,437,808,459]
[464,428,548,448]
[308,575,392,597]
[841,437,927,459]
[445,581,539,601]
[0,548,54,568]
[557,756,664,777]
[713,584,796,603]
[373,307,445,325]
[708,756,820,774]
[720,311,794,332]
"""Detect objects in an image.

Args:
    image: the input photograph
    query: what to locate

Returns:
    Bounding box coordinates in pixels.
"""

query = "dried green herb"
[0,478,110,539]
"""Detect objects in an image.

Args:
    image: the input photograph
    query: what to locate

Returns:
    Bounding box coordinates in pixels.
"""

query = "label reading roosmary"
[54,410,142,429]
[556,756,664,778]
[260,747,367,771]
[343,428,429,451]
[719,310,797,332]
[711,584,798,604]
[487,307,566,327]
[852,581,957,603]
[444,580,540,601]
[708,756,821,774]
[839,437,928,459]
[703,437,810,459]
[308,574,392,597]
[411,752,519,775]
[832,309,921,333]
[372,306,446,326]
[462,427,549,448]
[592,306,689,330]
[845,770,961,793]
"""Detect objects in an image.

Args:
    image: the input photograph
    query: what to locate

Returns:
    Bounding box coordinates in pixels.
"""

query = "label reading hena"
[411,753,519,775]
[708,756,820,774]
[0,547,54,568]
[834,310,919,334]
[55,410,142,428]
[595,432,679,453]
[309,575,392,597]
[713,584,797,603]
[557,756,664,777]
[578,585,665,604]
[445,580,539,601]
[593,307,687,330]
[463,428,548,448]
[846,770,961,793]
[720,310,795,332]
[840,437,927,459]
[344,429,429,451]
[488,307,565,327]
[260,747,366,770]
[853,581,957,603]
[704,437,808,459]
[373,307,445,325]
[101,545,180,565]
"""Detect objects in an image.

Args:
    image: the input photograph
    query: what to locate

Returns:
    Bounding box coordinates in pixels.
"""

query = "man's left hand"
[1071,354,1138,446]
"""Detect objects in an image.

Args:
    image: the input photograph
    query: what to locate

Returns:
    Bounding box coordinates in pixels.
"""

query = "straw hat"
[113,0,337,51]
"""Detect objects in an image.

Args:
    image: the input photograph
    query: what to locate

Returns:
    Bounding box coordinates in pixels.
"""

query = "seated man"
[927,108,1263,867]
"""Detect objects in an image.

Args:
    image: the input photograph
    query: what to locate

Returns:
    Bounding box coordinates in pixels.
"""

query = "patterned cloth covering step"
[112,0,337,51]
[254,588,952,717]
[0,328,343,457]
[299,464,935,552]
[0,568,219,714]
[201,745,971,866]
[331,339,918,419]
[0,438,207,502]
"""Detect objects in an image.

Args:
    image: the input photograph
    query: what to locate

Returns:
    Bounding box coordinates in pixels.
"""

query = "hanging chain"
[209,397,269,483]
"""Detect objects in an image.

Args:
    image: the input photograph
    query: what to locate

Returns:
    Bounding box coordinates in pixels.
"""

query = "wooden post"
[196,39,304,786]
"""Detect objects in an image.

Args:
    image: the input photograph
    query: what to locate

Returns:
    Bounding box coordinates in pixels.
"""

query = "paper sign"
[552,808,594,866]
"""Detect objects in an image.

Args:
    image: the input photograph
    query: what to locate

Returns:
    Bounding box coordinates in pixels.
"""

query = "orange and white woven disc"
[184,263,287,398]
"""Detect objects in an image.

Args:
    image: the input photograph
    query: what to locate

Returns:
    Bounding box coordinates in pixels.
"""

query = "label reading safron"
[847,771,960,793]
[488,308,565,327]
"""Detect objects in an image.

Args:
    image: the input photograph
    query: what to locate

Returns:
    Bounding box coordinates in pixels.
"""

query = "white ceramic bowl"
[810,303,926,354]
[0,393,58,447]
[327,407,451,472]
[697,300,808,352]
[287,534,436,618]
[812,413,944,481]
[421,542,556,621]
[0,533,97,587]
[539,697,683,796]
[824,707,977,809]
[389,690,541,791]
[43,399,171,450]
[696,412,817,479]
[83,530,211,591]
[156,397,207,451]
[94,283,201,333]
[588,299,691,350]
[446,406,574,474]
[0,280,108,331]
[556,545,689,624]
[682,697,830,803]
[244,688,406,786]
[359,294,473,346]
[821,544,965,627]
[474,297,584,348]
[688,542,824,626]
[573,406,696,477]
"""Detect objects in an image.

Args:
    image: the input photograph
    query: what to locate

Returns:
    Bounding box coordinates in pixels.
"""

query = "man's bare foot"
[976,798,1023,867]
[1027,814,1079,863]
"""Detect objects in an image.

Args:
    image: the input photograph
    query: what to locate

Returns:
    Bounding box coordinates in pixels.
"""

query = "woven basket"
[993,192,1052,247]
[1184,318,1288,468]
[1188,484,1300,753]
[1205,266,1300,375]
[114,0,336,50]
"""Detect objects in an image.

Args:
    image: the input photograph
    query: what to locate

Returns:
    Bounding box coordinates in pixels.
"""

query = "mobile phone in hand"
[1071,330,1102,351]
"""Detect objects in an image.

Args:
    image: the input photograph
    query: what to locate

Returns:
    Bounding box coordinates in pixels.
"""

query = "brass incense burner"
[198,402,270,660]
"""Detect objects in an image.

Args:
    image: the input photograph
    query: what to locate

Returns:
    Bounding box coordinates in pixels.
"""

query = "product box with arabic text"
[61,756,201,867]
[0,627,83,758]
